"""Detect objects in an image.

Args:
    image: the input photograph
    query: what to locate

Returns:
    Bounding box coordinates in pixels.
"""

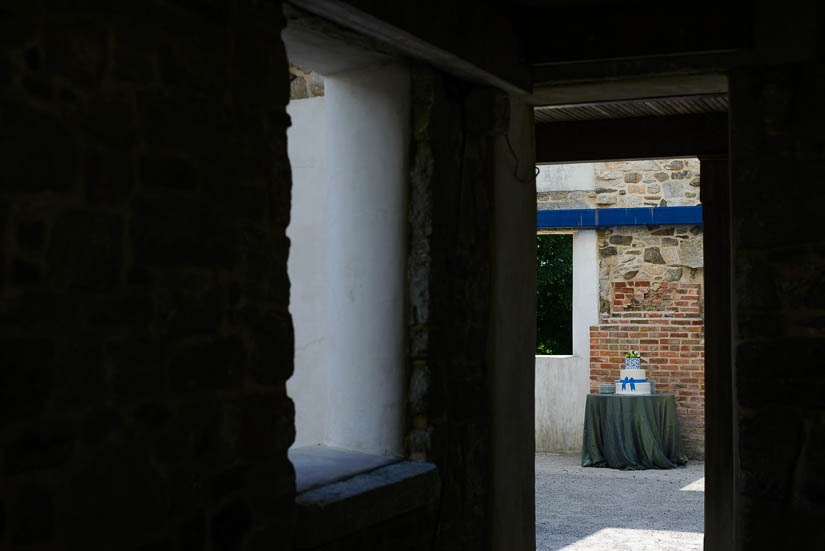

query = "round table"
[581,393,688,469]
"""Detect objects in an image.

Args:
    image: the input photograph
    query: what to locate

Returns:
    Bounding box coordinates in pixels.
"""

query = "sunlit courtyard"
[536,453,704,551]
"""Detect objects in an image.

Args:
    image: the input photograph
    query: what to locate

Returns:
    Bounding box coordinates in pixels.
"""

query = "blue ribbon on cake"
[620,377,646,391]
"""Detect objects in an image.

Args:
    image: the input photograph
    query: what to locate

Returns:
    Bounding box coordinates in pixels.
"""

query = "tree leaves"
[536,234,573,355]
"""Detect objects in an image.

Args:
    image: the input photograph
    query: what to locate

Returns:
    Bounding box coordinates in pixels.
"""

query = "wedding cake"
[614,352,654,395]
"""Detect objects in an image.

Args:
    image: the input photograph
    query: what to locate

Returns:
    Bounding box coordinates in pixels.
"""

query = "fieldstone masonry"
[1,2,296,549]
[539,159,705,458]
[289,65,324,99]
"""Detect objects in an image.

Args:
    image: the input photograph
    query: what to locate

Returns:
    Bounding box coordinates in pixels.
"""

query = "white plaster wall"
[286,96,328,448]
[535,355,590,452]
[536,163,595,192]
[324,63,410,456]
[535,229,599,452]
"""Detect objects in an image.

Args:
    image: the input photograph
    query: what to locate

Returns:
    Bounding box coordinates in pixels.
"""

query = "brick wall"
[590,282,705,458]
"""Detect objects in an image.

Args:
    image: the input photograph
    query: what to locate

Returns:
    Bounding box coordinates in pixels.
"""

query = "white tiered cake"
[615,367,654,395]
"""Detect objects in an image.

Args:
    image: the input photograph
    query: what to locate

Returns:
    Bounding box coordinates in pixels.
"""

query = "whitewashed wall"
[535,230,599,452]
[286,63,410,456]
[286,96,328,448]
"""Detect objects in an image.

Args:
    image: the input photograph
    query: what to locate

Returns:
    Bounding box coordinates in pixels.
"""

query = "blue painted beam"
[537,206,702,229]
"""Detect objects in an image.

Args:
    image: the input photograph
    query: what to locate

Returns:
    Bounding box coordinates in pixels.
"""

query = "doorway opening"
[534,158,706,550]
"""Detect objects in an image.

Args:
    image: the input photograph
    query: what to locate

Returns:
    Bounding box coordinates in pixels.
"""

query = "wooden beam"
[535,112,728,163]
[537,206,703,229]
[288,0,531,94]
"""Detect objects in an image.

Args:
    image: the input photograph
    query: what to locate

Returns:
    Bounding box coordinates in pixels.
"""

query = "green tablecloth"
[581,394,688,470]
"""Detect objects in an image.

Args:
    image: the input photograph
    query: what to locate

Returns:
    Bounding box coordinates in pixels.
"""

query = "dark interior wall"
[407,66,506,549]
[0,2,296,549]
[729,62,825,549]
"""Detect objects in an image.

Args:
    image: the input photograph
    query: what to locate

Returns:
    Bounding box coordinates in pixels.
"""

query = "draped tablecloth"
[581,394,688,470]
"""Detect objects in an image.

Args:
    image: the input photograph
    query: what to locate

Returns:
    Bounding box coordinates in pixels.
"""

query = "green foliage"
[536,234,573,355]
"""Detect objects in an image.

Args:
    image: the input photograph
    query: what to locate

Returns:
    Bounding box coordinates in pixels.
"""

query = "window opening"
[536,233,573,355]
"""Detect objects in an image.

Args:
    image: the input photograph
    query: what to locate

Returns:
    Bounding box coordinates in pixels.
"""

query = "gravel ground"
[535,453,704,551]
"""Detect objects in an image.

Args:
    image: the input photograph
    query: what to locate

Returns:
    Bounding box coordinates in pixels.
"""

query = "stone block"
[134,400,171,429]
[0,338,55,425]
[44,22,108,86]
[109,337,166,401]
[672,170,692,179]
[88,291,155,327]
[155,276,224,338]
[637,160,661,171]
[5,426,74,475]
[178,510,206,550]
[132,196,235,268]
[13,259,41,286]
[61,443,170,549]
[139,93,234,156]
[85,148,133,205]
[644,247,666,264]
[51,338,105,410]
[664,160,684,170]
[664,267,684,282]
[661,246,679,264]
[47,210,123,289]
[627,184,644,194]
[249,312,294,385]
[239,394,295,458]
[169,335,245,393]
[16,220,45,250]
[75,92,136,148]
[290,75,308,99]
[140,156,196,190]
[239,228,290,307]
[654,172,670,182]
[307,73,325,96]
[596,194,617,205]
[13,487,54,545]
[0,105,76,193]
[679,235,704,268]
[663,181,684,198]
[600,246,617,256]
[647,183,661,194]
[609,235,633,246]
[624,172,642,183]
[211,499,252,551]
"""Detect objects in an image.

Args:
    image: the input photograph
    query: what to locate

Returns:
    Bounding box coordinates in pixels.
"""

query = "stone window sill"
[288,445,439,549]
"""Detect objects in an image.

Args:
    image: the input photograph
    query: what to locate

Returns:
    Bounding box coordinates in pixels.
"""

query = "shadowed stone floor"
[536,453,704,551]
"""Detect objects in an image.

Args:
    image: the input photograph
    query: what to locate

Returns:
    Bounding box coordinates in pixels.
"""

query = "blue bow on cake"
[621,377,646,391]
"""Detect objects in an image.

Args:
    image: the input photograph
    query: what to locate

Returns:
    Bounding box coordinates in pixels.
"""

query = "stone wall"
[0,2,296,549]
[289,65,324,99]
[407,68,507,549]
[729,62,825,549]
[537,158,700,210]
[537,158,705,458]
